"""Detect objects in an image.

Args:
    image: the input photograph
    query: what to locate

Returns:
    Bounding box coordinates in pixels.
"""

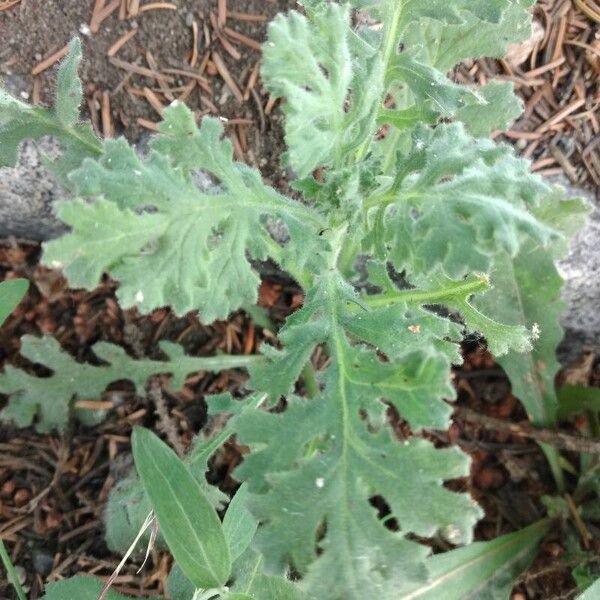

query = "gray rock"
[554,176,600,362]
[0,138,68,240]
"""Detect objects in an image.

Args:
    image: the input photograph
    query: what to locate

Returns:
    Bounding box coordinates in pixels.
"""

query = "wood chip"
[211,51,243,102]
[224,27,262,51]
[31,44,69,75]
[107,26,138,57]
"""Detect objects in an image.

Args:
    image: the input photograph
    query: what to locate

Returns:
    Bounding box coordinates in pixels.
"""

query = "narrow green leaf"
[55,38,83,126]
[558,385,600,419]
[132,427,231,589]
[166,564,196,600]
[0,279,28,327]
[399,519,550,599]
[0,42,100,170]
[42,576,134,599]
[223,483,259,562]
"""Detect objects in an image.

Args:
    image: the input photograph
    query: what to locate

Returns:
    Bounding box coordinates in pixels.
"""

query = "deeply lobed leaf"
[0,335,258,432]
[42,105,324,320]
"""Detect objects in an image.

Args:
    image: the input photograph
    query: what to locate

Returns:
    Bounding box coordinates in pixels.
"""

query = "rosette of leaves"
[0,0,589,598]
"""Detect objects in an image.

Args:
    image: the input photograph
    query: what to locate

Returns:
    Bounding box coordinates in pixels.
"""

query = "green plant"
[0,1,593,599]
[0,279,28,600]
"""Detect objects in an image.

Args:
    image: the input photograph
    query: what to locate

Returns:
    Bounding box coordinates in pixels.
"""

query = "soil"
[0,1,599,599]
[0,0,294,190]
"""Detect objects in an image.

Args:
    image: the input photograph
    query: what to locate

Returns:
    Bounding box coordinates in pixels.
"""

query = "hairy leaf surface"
[0,38,101,172]
[366,124,558,280]
[234,272,483,599]
[0,335,259,431]
[43,105,323,319]
[262,4,382,177]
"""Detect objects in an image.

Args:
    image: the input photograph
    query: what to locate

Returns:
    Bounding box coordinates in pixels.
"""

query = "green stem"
[354,1,404,164]
[541,444,566,493]
[0,538,27,600]
[360,276,489,309]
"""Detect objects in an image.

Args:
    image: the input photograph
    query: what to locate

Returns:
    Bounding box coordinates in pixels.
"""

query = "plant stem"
[456,407,600,455]
[354,1,404,164]
[360,276,489,309]
[0,538,27,600]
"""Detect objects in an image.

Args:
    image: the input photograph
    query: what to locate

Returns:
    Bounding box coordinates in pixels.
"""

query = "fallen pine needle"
[218,0,227,28]
[244,61,260,101]
[139,2,177,13]
[75,400,114,410]
[31,44,69,75]
[101,91,114,138]
[107,27,138,57]
[137,117,160,131]
[190,20,199,67]
[212,51,244,102]
[109,56,175,82]
[224,27,261,51]
[0,0,21,10]
[142,87,165,116]
[90,0,120,33]
[227,10,267,22]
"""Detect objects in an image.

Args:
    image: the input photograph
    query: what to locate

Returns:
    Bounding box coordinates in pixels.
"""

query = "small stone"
[32,548,54,576]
